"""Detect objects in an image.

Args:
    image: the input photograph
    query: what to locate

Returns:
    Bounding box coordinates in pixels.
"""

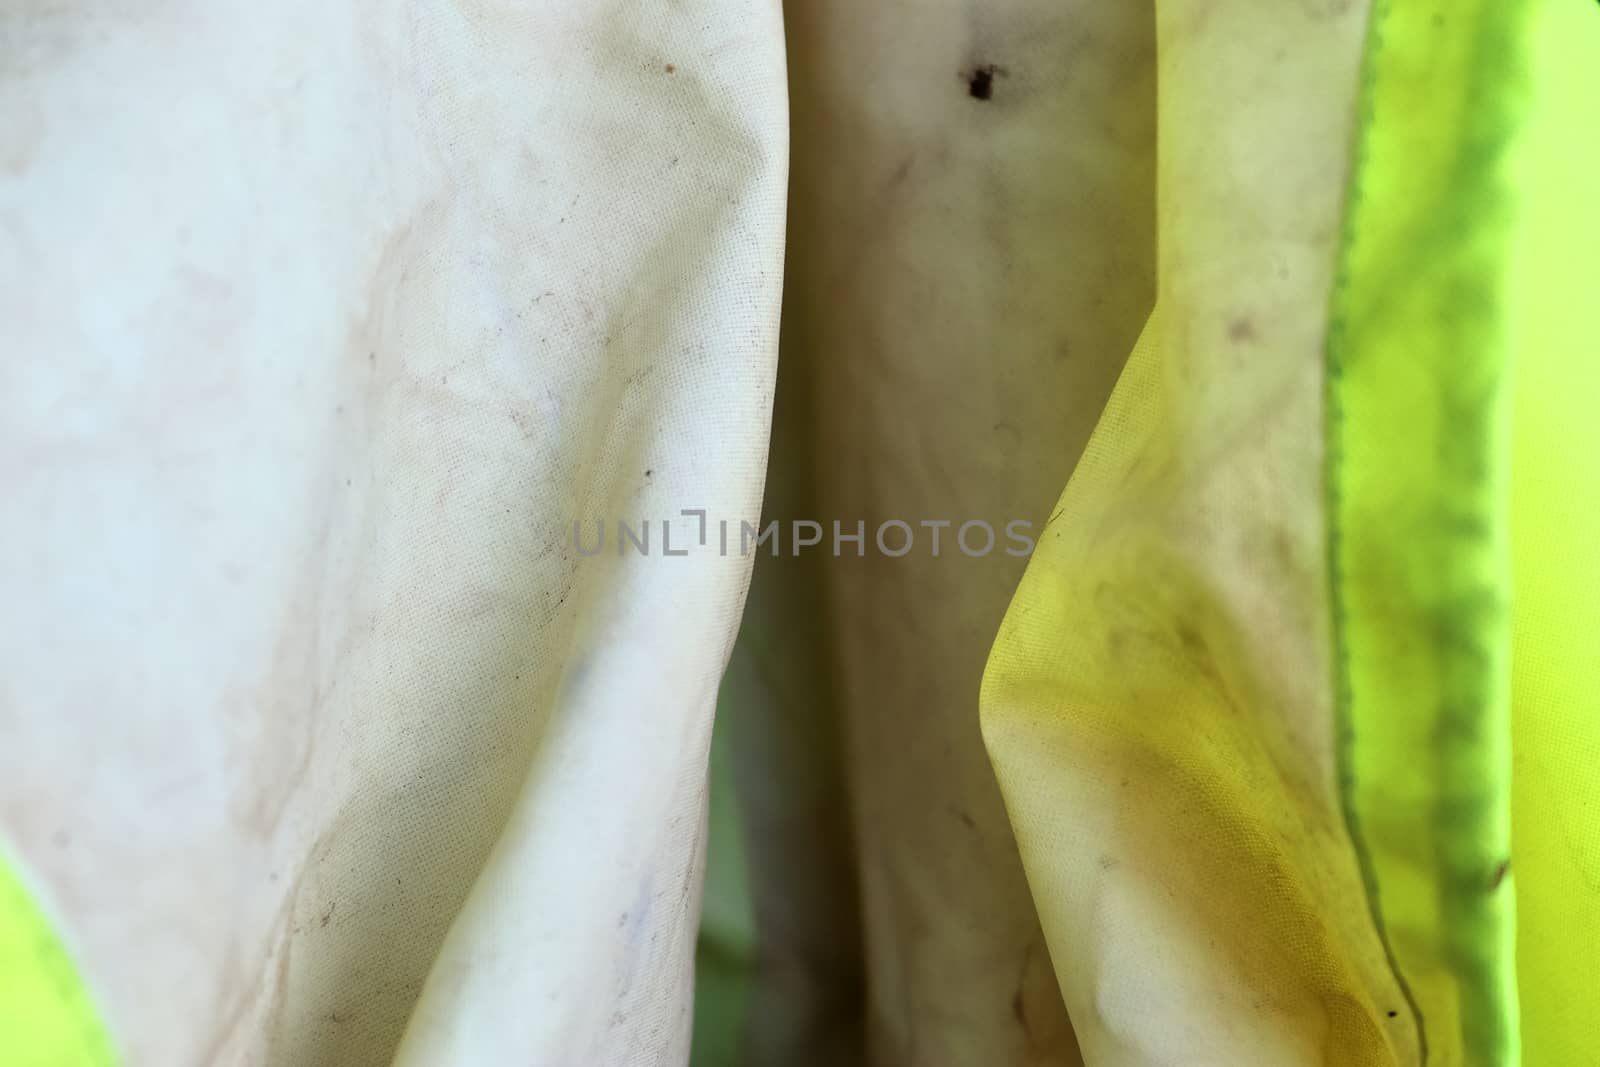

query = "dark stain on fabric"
[1175,622,1225,688]
[1488,858,1510,891]
[964,63,1003,101]
[664,63,675,74]
[1011,940,1042,1046]
[1228,316,1258,343]
[887,153,915,190]
[1011,986,1030,1035]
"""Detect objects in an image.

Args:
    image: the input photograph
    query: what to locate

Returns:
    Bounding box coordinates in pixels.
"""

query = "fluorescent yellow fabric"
[1329,0,1537,1060]
[1508,0,1600,1062]
[0,853,115,1067]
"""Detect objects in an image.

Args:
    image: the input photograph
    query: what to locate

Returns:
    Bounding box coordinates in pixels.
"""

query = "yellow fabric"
[0,854,116,1067]
[1508,1,1600,1063]
[979,1,1419,1062]
[980,0,1588,1062]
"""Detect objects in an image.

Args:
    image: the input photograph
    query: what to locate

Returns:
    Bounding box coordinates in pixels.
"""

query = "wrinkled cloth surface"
[3,1,1599,1066]
[3,3,787,1064]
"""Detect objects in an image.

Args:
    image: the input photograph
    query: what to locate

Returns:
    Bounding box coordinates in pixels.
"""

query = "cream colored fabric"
[1,2,787,1064]
[722,2,1156,1064]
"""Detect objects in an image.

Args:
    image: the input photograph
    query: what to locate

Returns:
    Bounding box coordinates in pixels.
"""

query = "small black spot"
[967,64,999,100]
[1387,1010,1399,1019]
[644,469,653,478]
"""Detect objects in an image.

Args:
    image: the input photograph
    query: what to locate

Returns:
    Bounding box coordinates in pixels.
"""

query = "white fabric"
[1,2,788,1064]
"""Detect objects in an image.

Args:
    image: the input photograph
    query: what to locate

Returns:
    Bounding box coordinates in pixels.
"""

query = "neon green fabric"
[1328,0,1534,1060]
[0,855,116,1067]
[1507,0,1600,1062]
